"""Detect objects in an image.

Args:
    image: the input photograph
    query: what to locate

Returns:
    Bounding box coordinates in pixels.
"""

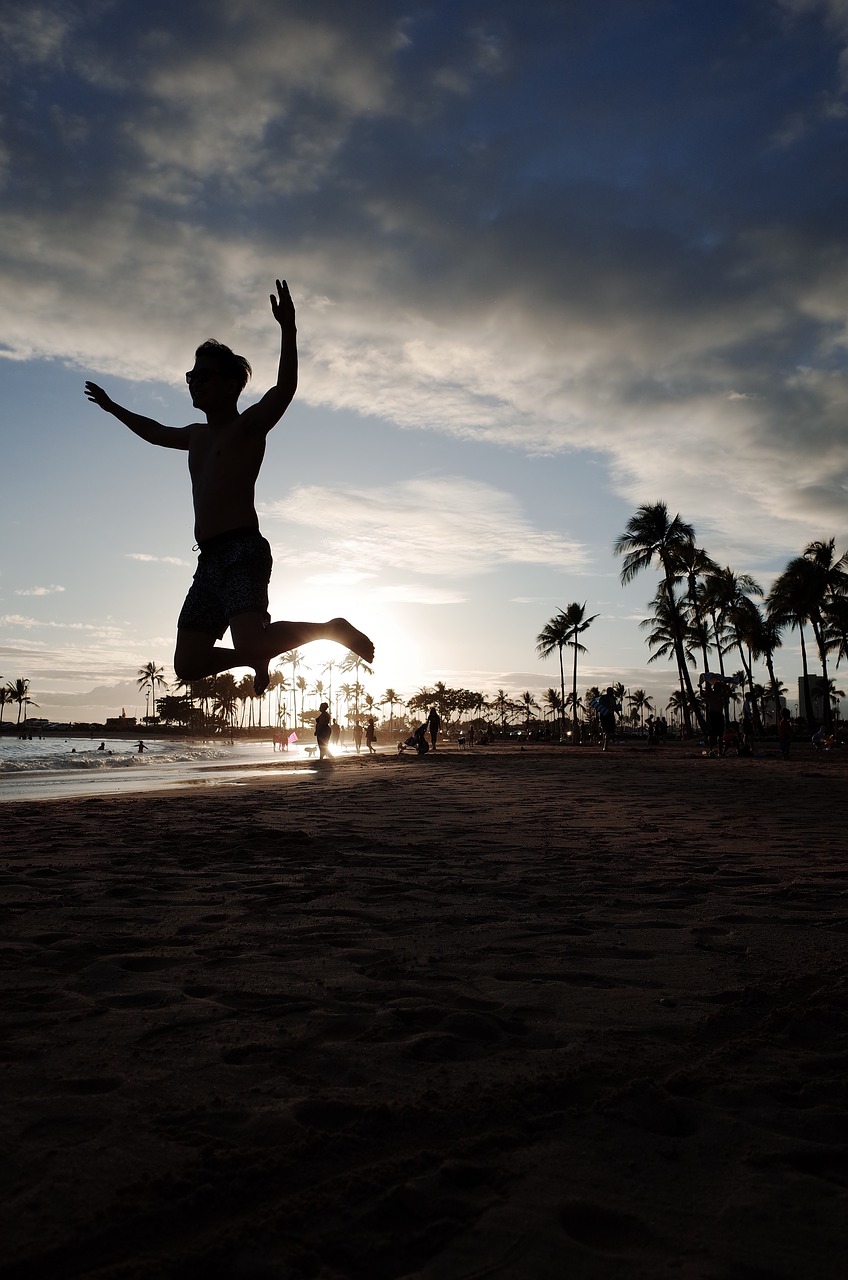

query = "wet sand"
[3,745,847,1279]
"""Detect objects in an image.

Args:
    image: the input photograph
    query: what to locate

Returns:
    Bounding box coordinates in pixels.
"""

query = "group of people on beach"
[398,707,441,756]
[312,708,377,761]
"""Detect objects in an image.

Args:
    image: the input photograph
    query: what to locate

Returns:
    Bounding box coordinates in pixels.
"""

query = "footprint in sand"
[291,1098,366,1132]
[559,1200,657,1253]
[54,1077,122,1095]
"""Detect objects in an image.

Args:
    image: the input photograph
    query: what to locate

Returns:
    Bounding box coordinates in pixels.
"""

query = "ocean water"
[0,735,333,802]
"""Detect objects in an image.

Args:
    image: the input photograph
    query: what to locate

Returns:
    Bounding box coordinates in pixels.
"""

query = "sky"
[2,0,848,725]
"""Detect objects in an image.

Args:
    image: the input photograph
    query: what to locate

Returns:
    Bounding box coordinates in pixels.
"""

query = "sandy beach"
[3,745,847,1279]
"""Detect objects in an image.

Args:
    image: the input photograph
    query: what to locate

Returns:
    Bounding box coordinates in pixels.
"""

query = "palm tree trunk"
[764,651,782,729]
[558,644,566,741]
[810,615,832,731]
[662,575,706,735]
[689,575,711,671]
[571,629,579,744]
[798,622,817,732]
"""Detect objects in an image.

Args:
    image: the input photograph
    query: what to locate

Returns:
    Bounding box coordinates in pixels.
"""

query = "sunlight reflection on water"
[0,737,339,802]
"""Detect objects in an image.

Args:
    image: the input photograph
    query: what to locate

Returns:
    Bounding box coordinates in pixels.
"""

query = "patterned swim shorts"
[177,527,272,639]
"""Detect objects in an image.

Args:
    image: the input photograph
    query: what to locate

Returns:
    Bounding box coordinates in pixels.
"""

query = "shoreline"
[1,735,841,804]
[4,750,847,1277]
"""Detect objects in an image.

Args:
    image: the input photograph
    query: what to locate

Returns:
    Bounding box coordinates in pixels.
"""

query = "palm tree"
[768,556,825,731]
[564,691,584,734]
[268,669,288,727]
[542,687,562,726]
[742,608,784,733]
[340,650,374,733]
[628,688,654,730]
[706,569,764,718]
[490,689,516,737]
[537,602,597,743]
[666,689,686,729]
[675,542,720,671]
[614,502,705,734]
[8,678,31,726]
[0,685,11,725]
[641,584,699,677]
[536,615,570,739]
[471,690,489,725]
[520,690,540,730]
[817,678,846,721]
[296,675,308,729]
[338,682,355,728]
[235,673,255,726]
[799,540,848,730]
[381,687,400,731]
[321,659,337,713]
[137,661,166,723]
[213,673,239,737]
[283,649,304,730]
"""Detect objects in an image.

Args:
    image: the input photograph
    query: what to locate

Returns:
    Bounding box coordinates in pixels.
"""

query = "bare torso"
[188,416,267,542]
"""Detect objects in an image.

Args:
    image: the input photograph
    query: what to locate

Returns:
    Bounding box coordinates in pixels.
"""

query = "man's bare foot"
[327,618,375,664]
[254,665,270,697]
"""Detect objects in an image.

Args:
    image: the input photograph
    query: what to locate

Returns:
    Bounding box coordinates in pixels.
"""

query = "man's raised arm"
[244,278,298,434]
[84,382,190,450]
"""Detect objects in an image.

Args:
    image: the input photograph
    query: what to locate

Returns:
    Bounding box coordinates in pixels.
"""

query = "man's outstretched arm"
[85,382,190,449]
[243,279,298,434]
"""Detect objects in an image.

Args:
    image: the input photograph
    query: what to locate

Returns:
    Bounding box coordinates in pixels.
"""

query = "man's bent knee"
[229,612,269,666]
[174,632,216,682]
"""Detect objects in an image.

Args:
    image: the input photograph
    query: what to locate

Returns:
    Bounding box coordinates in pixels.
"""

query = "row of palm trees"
[139,649,382,733]
[16,502,847,742]
[0,678,38,726]
[536,502,848,740]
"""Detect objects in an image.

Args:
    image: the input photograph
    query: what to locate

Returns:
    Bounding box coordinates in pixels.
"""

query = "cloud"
[262,477,587,578]
[14,584,65,596]
[0,4,76,66]
[126,553,190,566]
[2,1,848,570]
[0,614,125,638]
[371,584,467,605]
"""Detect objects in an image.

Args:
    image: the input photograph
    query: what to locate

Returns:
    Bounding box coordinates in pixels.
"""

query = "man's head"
[186,340,252,403]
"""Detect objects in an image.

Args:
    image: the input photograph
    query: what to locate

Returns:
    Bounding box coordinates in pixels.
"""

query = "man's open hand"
[270,278,296,330]
[84,381,112,410]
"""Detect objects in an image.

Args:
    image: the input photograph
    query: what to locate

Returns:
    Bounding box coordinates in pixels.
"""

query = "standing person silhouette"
[427,706,441,750]
[597,686,619,752]
[315,702,332,761]
[85,280,374,696]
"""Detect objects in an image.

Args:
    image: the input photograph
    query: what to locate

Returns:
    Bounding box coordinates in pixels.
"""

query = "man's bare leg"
[174,616,375,694]
[255,617,375,694]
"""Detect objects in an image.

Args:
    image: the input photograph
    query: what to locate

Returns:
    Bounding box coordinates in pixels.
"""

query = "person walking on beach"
[315,701,331,761]
[427,706,441,751]
[331,719,341,749]
[597,686,619,752]
[777,707,792,760]
[365,716,377,754]
[85,280,374,697]
[701,674,729,756]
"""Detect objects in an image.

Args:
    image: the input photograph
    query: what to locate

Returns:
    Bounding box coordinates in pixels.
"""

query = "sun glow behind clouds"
[262,477,587,579]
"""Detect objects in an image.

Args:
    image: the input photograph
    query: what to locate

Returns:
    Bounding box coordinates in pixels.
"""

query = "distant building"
[106,713,137,728]
[798,677,825,722]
